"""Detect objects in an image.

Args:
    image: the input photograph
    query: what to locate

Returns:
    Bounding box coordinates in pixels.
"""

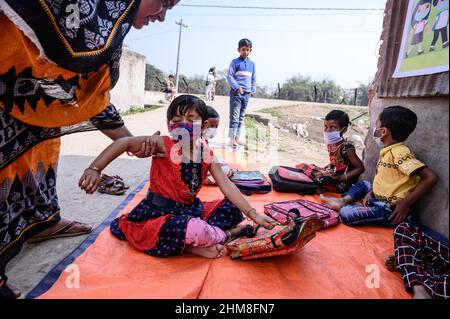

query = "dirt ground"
[244,103,370,173]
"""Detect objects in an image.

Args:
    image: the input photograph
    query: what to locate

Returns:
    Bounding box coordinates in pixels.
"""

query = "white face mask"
[323,130,344,145]
[372,127,385,148]
[204,128,218,140]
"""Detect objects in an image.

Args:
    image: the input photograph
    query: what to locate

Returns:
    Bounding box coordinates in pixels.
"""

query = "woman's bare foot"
[319,194,347,211]
[413,285,432,299]
[384,255,397,272]
[7,283,21,299]
[186,244,226,259]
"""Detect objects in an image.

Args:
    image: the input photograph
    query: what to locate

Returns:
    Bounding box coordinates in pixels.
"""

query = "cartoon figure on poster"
[430,0,449,52]
[406,0,432,58]
[393,0,449,78]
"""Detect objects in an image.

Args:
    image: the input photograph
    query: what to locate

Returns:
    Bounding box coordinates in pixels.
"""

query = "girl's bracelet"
[86,166,102,173]
[245,207,257,220]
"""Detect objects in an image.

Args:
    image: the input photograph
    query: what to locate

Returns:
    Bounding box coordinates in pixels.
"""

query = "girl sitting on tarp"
[79,95,275,258]
[296,110,365,193]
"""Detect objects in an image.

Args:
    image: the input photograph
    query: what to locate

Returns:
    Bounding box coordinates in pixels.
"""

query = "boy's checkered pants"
[394,222,449,299]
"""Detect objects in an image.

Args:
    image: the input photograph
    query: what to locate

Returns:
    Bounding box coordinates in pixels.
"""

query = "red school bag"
[226,216,325,260]
[263,199,340,228]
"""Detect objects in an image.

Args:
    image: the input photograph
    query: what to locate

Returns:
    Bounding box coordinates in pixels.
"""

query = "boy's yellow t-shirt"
[372,142,426,206]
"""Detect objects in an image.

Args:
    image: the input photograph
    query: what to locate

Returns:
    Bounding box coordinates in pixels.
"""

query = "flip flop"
[27,220,93,243]
[98,179,126,195]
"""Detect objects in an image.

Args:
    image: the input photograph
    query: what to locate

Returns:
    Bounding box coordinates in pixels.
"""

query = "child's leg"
[393,222,450,299]
[235,94,250,142]
[339,203,391,226]
[228,91,242,143]
[184,218,247,258]
[321,180,372,211]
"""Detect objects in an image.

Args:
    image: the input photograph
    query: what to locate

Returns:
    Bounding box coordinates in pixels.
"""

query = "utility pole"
[175,19,188,93]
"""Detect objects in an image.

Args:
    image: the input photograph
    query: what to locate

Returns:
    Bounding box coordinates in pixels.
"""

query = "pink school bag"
[263,199,340,228]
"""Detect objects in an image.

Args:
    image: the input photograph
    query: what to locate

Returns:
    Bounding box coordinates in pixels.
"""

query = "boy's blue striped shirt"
[227,57,256,95]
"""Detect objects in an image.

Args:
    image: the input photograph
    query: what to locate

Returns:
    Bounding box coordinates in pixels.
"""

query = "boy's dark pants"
[229,90,250,140]
[394,222,449,299]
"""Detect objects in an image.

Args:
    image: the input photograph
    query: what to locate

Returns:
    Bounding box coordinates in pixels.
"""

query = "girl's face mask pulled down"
[168,122,203,145]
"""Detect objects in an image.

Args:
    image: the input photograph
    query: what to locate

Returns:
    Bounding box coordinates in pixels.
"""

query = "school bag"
[264,199,340,228]
[226,216,325,260]
[268,166,318,195]
[230,171,272,195]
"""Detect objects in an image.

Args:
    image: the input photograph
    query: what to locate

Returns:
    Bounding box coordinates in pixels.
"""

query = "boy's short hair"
[325,110,350,128]
[167,95,208,123]
[379,106,417,141]
[238,38,252,49]
[168,74,174,78]
[206,106,220,119]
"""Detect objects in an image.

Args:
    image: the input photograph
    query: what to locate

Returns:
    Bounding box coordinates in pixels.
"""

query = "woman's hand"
[129,131,162,158]
[79,168,101,194]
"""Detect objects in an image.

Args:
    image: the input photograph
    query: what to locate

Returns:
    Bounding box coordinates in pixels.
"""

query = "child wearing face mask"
[79,95,275,259]
[296,110,365,193]
[321,106,438,227]
[204,106,237,185]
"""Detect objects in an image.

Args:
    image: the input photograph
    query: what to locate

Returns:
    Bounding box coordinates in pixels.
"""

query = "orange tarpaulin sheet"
[29,181,411,299]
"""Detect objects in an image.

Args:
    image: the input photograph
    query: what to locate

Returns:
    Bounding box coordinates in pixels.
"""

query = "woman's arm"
[79,136,165,194]
[339,148,365,182]
[210,161,275,229]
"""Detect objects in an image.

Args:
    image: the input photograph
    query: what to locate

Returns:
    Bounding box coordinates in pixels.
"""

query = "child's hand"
[238,87,244,95]
[79,168,101,194]
[362,191,373,207]
[131,131,162,158]
[253,214,276,230]
[388,200,411,225]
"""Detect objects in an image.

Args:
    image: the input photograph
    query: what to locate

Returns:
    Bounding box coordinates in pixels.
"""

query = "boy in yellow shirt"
[321,106,438,226]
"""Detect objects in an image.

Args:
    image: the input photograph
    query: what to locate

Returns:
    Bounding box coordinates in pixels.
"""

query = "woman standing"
[0,0,179,298]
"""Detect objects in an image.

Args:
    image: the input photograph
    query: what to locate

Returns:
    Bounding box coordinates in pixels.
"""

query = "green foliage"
[259,108,281,117]
[121,104,163,116]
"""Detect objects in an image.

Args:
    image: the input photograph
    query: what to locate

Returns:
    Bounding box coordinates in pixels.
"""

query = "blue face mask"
[437,0,449,11]
[414,6,430,22]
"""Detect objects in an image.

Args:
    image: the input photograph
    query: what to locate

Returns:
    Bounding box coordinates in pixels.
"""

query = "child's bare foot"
[319,194,346,211]
[384,255,397,272]
[413,285,432,299]
[186,244,226,259]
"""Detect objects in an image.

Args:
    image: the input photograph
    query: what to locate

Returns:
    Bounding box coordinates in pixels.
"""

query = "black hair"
[167,95,208,123]
[433,0,444,6]
[206,106,220,119]
[411,0,432,26]
[379,106,418,141]
[168,74,174,78]
[325,110,350,129]
[238,38,252,49]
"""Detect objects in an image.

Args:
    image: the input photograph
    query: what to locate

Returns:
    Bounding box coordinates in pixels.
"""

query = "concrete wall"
[362,95,449,238]
[110,47,146,112]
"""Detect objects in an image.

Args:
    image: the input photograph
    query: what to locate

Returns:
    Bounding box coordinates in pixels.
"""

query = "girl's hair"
[167,95,208,123]
[206,106,220,119]
[325,110,350,128]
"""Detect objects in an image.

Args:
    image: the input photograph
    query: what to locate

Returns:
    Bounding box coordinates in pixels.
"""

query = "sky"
[124,0,387,89]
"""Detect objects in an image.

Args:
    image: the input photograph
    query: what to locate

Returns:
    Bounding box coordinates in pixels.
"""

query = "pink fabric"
[185,218,227,247]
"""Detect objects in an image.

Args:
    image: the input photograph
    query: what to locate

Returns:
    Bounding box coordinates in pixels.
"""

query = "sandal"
[101,174,130,190]
[98,178,126,195]
[28,219,93,243]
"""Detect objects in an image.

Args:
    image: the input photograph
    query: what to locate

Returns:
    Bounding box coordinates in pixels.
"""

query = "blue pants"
[229,90,250,139]
[339,180,395,227]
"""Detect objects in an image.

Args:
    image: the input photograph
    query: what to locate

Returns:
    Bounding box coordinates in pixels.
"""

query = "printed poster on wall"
[393,0,449,78]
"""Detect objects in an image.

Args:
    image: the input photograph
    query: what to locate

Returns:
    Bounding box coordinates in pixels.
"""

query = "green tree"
[144,63,165,91]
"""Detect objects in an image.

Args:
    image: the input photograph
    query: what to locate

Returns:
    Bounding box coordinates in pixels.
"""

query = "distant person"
[321,106,438,227]
[205,67,216,101]
[296,110,365,193]
[164,75,176,102]
[227,38,256,148]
